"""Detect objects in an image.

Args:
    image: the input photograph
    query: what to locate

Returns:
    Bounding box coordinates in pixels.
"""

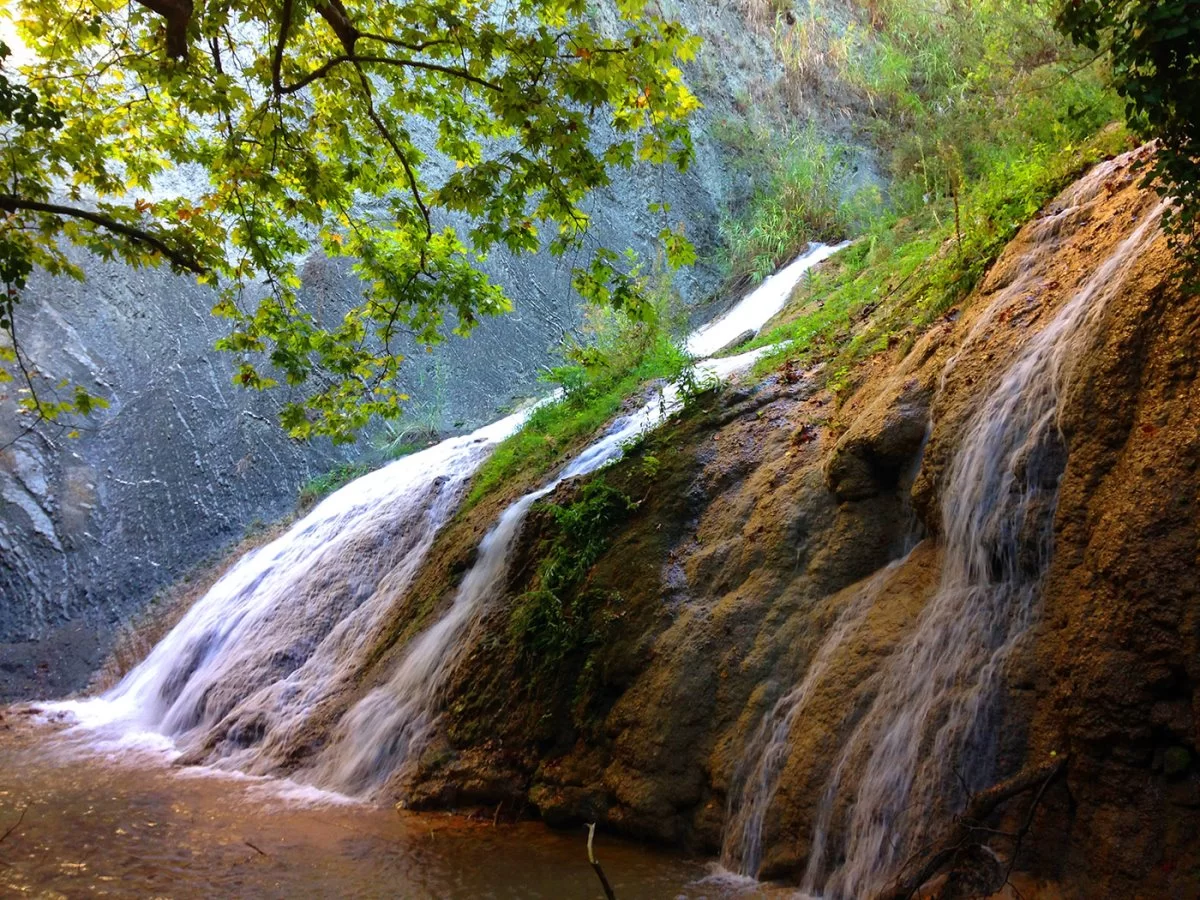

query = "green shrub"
[463,296,689,511]
[719,124,878,285]
[745,127,1133,385]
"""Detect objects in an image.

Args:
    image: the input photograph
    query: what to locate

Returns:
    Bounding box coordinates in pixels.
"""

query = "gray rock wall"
[0,0,871,699]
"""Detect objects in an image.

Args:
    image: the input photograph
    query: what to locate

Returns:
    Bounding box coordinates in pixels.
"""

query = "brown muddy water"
[0,711,781,899]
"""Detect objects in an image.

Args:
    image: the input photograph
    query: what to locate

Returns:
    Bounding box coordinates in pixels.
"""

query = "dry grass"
[739,0,793,34]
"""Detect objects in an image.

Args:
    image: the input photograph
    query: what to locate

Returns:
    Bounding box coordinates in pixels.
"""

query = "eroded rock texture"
[335,150,1198,897]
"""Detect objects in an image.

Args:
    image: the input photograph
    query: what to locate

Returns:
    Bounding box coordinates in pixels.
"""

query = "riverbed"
[0,711,782,898]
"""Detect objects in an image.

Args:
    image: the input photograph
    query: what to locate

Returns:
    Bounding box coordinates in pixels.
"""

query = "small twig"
[244,839,267,856]
[586,823,617,900]
[492,801,503,827]
[0,806,27,845]
[1001,758,1059,887]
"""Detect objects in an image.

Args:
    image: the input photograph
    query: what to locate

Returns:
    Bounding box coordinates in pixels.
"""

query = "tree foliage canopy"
[1058,0,1200,265]
[0,0,700,441]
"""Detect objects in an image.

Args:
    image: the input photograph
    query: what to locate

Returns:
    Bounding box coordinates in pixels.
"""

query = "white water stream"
[52,243,839,794]
[719,553,913,878]
[687,242,848,358]
[53,412,530,760]
[312,346,776,794]
[805,202,1166,900]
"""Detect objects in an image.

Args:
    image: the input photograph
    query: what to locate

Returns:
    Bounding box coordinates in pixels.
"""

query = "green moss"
[462,307,688,513]
[509,479,636,680]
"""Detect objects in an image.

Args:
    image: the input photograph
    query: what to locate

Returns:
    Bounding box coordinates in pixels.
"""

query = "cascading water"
[55,243,841,792]
[312,347,774,795]
[793,201,1169,899]
[308,243,851,795]
[719,555,912,878]
[720,425,929,878]
[687,242,847,358]
[54,411,530,759]
[711,169,1167,893]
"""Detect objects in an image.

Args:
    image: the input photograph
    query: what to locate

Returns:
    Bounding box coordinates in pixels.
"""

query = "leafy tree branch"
[1058,0,1200,273]
[0,194,206,272]
[1,0,701,441]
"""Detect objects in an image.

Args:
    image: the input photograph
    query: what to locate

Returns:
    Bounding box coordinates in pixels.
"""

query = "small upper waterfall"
[687,242,848,358]
[717,186,1167,894]
[55,243,840,792]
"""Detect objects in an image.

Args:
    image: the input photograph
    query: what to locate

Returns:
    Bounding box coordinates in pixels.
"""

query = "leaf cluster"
[1,0,700,440]
[1057,0,1200,275]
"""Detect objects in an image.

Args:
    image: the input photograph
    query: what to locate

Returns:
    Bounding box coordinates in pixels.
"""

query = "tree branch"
[0,806,27,845]
[279,53,500,95]
[131,0,194,59]
[271,0,295,97]
[0,196,206,273]
[357,55,501,91]
[314,0,360,54]
[356,31,452,53]
[874,758,1067,900]
[346,64,433,239]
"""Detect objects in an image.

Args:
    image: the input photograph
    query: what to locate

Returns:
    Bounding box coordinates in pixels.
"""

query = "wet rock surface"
[355,151,1199,897]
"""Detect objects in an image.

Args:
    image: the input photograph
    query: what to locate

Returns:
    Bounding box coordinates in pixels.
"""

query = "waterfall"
[53,243,840,790]
[796,202,1167,899]
[311,347,773,795]
[53,411,529,757]
[687,242,848,358]
[721,430,928,878]
[712,181,1165,893]
[307,242,849,794]
[719,555,911,877]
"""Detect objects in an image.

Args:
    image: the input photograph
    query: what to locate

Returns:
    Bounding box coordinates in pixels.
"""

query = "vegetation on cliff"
[457,0,1132,514]
[717,0,1122,285]
[739,128,1132,391]
[463,297,690,511]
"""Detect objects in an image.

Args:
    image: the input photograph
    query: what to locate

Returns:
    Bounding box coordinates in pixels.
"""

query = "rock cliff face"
[335,150,1197,896]
[0,0,875,701]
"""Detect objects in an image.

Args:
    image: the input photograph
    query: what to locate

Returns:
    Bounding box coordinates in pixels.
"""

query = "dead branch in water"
[875,757,1066,900]
[586,823,617,900]
[0,806,27,845]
